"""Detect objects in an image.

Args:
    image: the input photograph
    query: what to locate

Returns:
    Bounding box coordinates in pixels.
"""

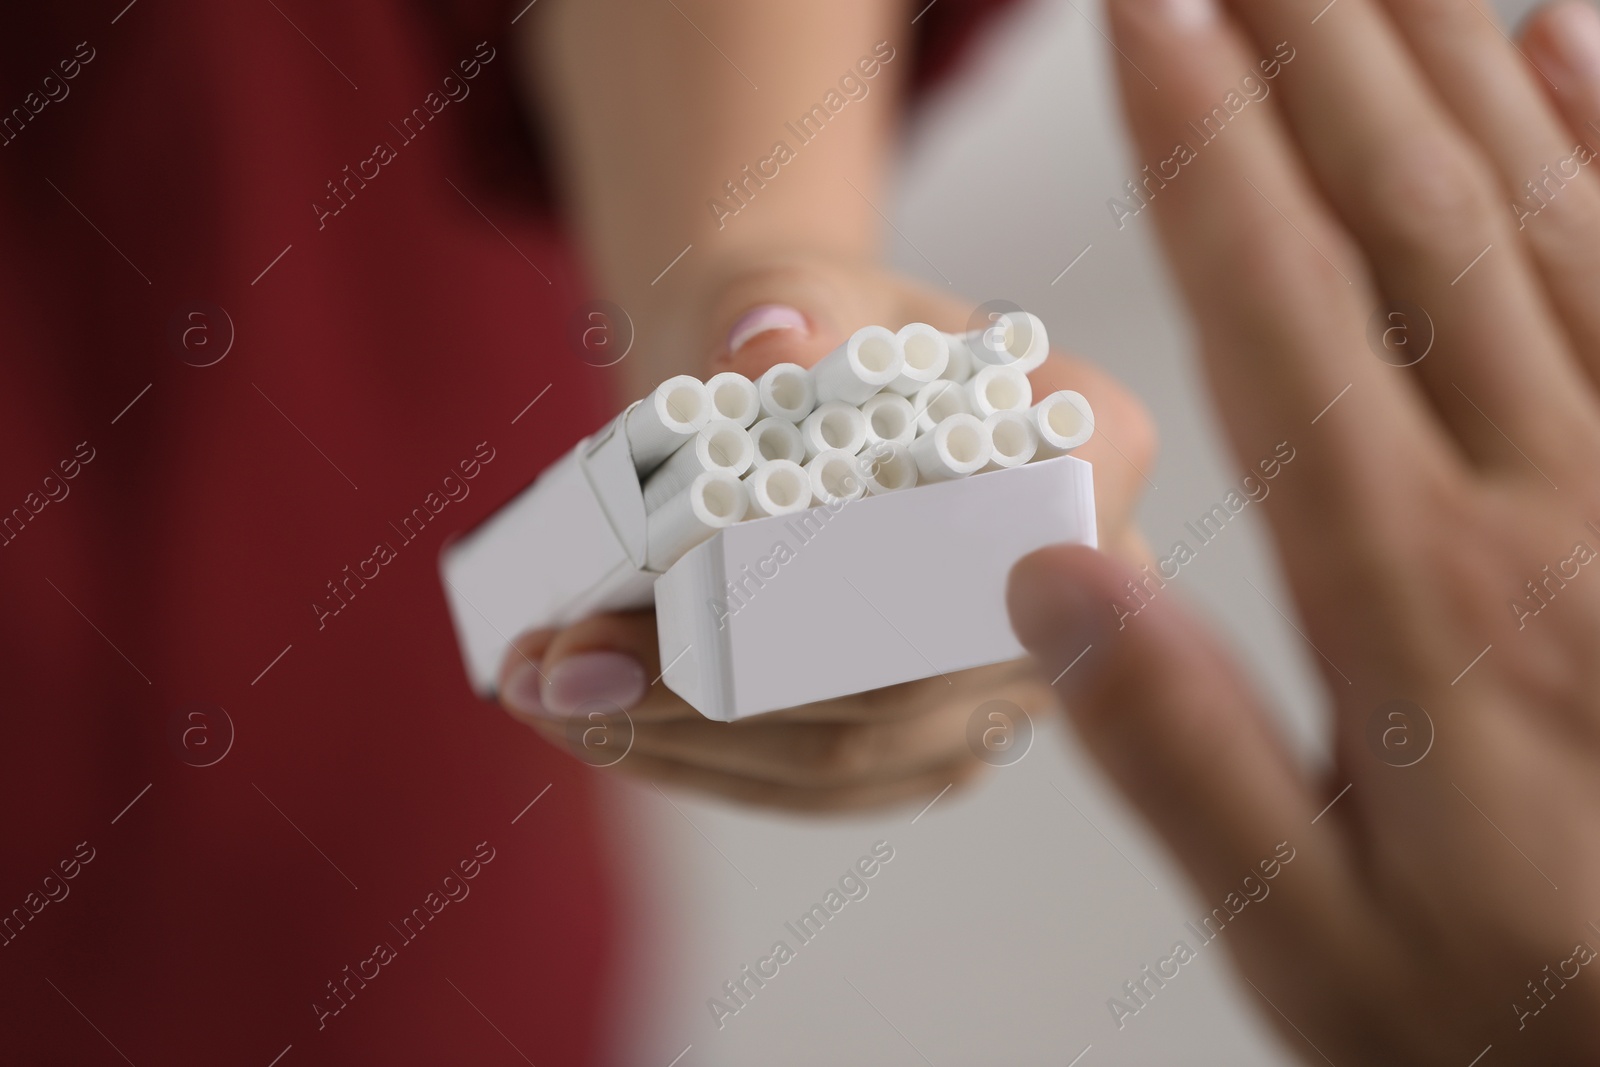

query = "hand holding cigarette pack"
[441,311,1098,721]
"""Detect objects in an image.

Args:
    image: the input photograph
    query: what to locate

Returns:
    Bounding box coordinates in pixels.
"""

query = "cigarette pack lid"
[440,417,655,694]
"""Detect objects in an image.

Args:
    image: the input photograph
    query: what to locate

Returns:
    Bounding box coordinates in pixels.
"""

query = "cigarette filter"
[966,363,1033,419]
[743,459,812,518]
[806,448,868,506]
[982,411,1038,471]
[855,441,918,495]
[705,371,760,428]
[749,416,806,466]
[860,392,917,447]
[887,322,950,396]
[642,420,755,512]
[912,378,972,435]
[624,375,711,474]
[1032,389,1095,457]
[911,412,992,482]
[645,471,748,571]
[801,401,868,460]
[755,362,817,423]
[812,325,904,405]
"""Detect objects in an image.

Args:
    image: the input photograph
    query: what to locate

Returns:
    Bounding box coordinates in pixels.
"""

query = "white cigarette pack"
[439,401,1096,721]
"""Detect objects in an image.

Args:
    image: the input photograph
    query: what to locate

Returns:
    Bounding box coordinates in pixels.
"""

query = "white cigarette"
[800,401,868,460]
[624,375,711,474]
[645,471,747,571]
[743,459,812,518]
[1007,311,1050,374]
[642,419,755,512]
[705,371,760,428]
[1031,390,1095,457]
[860,392,917,447]
[806,448,867,506]
[982,411,1038,471]
[939,334,975,383]
[887,322,949,396]
[966,363,1033,418]
[910,412,992,482]
[911,378,972,435]
[964,311,1049,373]
[755,362,817,423]
[855,441,918,495]
[749,416,806,465]
[812,325,904,405]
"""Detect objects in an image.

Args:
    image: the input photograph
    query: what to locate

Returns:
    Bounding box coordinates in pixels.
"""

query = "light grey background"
[609,0,1536,1061]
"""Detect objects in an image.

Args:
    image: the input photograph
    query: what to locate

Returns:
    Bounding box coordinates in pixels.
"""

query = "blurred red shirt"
[0,2,1013,1063]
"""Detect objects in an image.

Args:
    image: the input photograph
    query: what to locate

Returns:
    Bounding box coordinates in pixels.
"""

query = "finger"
[501,611,1051,728]
[1107,0,1457,541]
[1006,545,1353,927]
[717,661,1049,726]
[498,613,697,724]
[1387,0,1600,383]
[703,261,891,378]
[1523,2,1600,146]
[525,690,983,787]
[613,750,986,814]
[1030,353,1159,551]
[1217,0,1592,473]
[1521,0,1600,372]
[1004,545,1401,1047]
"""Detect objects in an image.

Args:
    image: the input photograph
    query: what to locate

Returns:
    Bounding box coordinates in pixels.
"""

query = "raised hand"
[1010,0,1600,1059]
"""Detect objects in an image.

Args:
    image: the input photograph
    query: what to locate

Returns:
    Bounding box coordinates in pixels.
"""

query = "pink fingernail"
[1125,0,1214,30]
[727,304,808,356]
[1547,1,1600,88]
[1159,0,1215,30]
[542,651,647,717]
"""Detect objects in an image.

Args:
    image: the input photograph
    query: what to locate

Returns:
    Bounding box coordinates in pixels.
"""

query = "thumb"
[1006,545,1326,903]
[703,263,892,379]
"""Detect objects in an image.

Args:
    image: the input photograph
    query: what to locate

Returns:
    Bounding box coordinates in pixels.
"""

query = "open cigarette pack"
[440,312,1098,721]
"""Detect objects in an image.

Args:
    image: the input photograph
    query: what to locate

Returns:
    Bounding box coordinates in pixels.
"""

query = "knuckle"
[1397,469,1483,576]
[1418,482,1502,599]
[1297,463,1466,615]
[1222,212,1359,309]
[1370,478,1525,666]
[1395,0,1479,31]
[1519,184,1600,275]
[1356,135,1499,249]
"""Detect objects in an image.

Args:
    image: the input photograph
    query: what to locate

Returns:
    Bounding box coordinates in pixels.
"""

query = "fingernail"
[1539,2,1600,91]
[1163,0,1216,30]
[501,659,548,717]
[542,651,648,717]
[727,304,808,356]
[1125,0,1215,31]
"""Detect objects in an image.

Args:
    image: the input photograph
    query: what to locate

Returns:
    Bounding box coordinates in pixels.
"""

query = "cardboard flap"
[581,405,651,569]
